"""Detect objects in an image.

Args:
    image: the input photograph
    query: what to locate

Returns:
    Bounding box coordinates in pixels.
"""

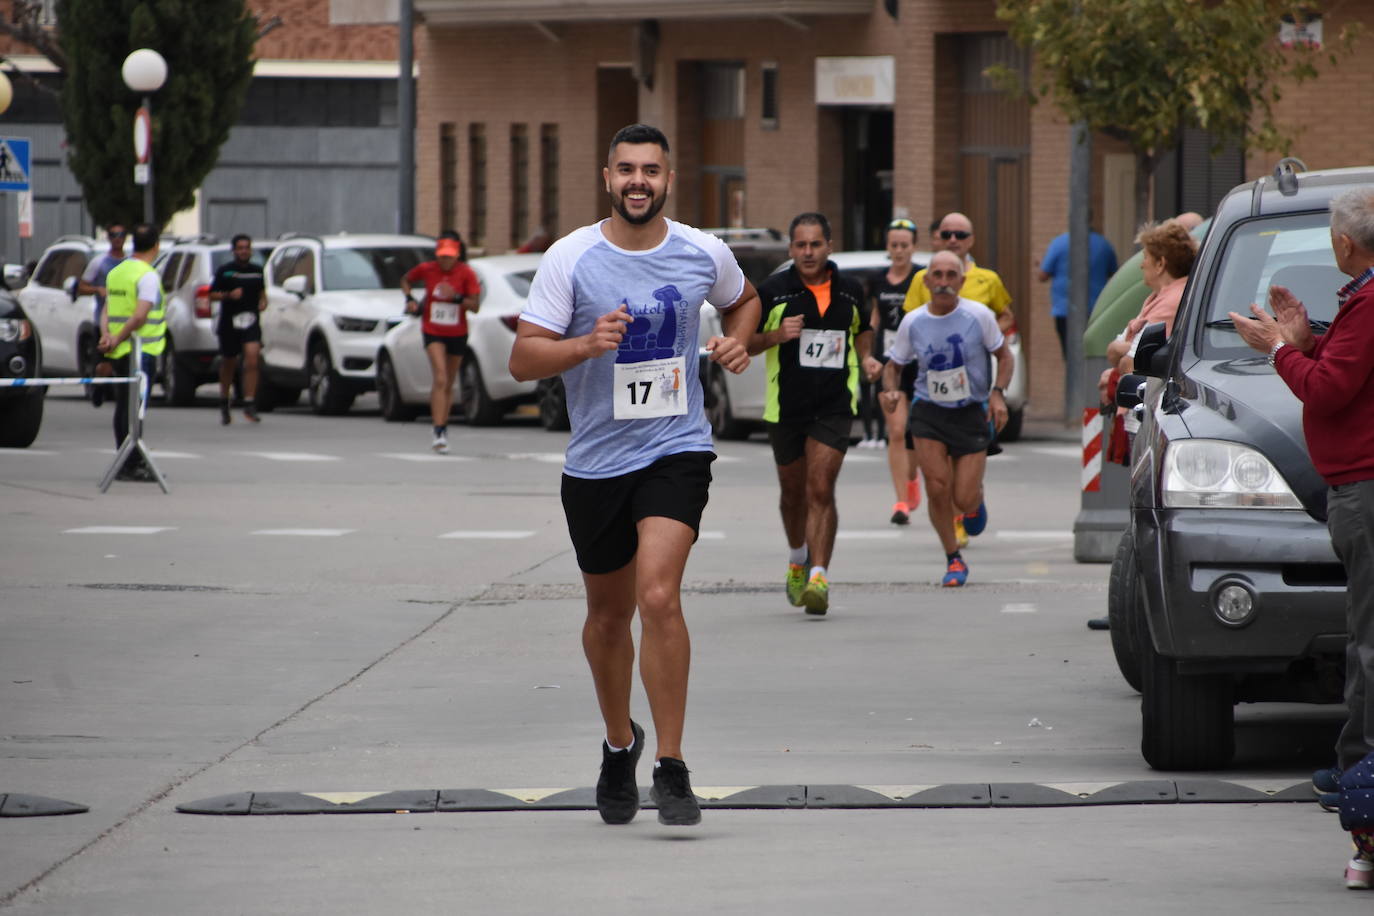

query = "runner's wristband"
[991,386,1005,394]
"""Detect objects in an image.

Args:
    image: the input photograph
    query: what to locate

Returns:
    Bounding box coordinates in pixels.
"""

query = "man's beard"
[611,188,666,226]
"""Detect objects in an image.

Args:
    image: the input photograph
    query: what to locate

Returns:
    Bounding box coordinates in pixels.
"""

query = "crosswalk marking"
[376,452,473,463]
[836,530,902,540]
[65,526,174,535]
[91,448,201,459]
[239,451,341,462]
[0,448,57,456]
[1028,445,1083,459]
[438,530,535,539]
[995,530,1072,540]
[698,530,726,540]
[252,528,355,537]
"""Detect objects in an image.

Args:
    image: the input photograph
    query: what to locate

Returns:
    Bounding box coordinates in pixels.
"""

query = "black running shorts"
[766,413,852,466]
[907,400,990,458]
[423,333,469,357]
[560,451,715,575]
[217,323,262,358]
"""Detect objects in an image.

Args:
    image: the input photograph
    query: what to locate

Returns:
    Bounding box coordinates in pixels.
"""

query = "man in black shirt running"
[210,234,267,424]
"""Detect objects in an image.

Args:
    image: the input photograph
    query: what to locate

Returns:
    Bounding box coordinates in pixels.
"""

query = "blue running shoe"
[1314,766,1343,794]
[942,557,969,587]
[963,501,988,537]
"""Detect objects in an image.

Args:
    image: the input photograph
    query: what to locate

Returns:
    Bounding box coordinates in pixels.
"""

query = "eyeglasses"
[939,230,972,241]
[107,230,127,239]
[888,219,917,231]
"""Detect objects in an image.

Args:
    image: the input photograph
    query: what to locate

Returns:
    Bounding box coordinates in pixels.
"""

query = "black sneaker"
[650,756,701,826]
[219,400,232,425]
[243,401,260,423]
[595,719,644,825]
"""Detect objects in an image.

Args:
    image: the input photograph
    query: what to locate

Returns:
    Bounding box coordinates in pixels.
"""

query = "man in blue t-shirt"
[510,124,760,828]
[76,224,128,406]
[1036,228,1119,358]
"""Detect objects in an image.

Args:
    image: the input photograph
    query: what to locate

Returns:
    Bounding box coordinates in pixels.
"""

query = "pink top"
[1136,275,1187,336]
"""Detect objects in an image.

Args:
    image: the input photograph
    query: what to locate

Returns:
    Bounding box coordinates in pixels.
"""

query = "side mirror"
[282,274,310,297]
[1115,373,1147,411]
[1133,321,1170,378]
[63,275,79,301]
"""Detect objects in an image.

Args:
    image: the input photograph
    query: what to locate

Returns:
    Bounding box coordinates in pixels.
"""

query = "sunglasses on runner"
[888,218,917,231]
[939,230,972,240]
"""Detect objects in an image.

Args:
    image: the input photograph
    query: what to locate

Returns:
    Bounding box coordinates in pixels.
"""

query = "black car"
[0,290,45,447]
[1111,161,1362,770]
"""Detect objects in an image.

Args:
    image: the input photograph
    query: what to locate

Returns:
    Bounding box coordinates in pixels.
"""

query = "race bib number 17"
[613,356,688,420]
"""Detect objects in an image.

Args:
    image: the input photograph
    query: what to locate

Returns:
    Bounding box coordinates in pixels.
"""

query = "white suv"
[17,235,104,378]
[259,234,434,414]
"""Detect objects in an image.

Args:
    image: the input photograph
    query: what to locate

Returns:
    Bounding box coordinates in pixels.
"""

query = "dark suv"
[1111,161,1361,770]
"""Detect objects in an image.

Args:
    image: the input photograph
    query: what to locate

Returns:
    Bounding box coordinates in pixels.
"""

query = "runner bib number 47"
[799,328,845,369]
[926,364,970,404]
[613,356,688,420]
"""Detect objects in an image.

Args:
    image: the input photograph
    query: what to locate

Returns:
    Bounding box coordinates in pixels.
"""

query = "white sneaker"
[431,432,449,454]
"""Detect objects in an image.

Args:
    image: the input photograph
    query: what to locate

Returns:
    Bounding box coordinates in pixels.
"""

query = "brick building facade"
[412,0,1374,422]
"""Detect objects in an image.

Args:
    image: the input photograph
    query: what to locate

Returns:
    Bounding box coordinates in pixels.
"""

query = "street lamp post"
[121,49,167,226]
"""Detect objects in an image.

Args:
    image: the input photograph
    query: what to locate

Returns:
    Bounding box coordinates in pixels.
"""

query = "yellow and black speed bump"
[1,794,89,817]
[176,780,1320,815]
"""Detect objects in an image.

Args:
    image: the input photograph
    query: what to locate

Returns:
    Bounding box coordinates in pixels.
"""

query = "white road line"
[1001,602,1038,614]
[438,530,535,539]
[698,530,726,540]
[841,454,882,463]
[0,448,57,456]
[65,526,175,535]
[239,451,341,462]
[836,530,902,540]
[1027,445,1083,458]
[377,452,473,463]
[994,530,1073,540]
[252,528,356,537]
[90,448,201,459]
[504,453,568,464]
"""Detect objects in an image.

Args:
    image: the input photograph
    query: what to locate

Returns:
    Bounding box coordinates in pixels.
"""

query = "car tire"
[307,342,354,416]
[537,376,570,431]
[1140,635,1235,771]
[162,336,198,407]
[1107,530,1143,693]
[377,351,419,423]
[0,389,44,447]
[459,357,502,426]
[999,406,1024,443]
[705,365,750,440]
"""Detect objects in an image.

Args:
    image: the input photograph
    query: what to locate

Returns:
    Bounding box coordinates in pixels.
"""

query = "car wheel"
[0,389,44,447]
[459,357,502,426]
[999,406,1024,443]
[1107,530,1143,693]
[704,365,750,440]
[537,376,570,431]
[307,342,354,416]
[161,335,197,407]
[377,352,419,423]
[1140,633,1235,770]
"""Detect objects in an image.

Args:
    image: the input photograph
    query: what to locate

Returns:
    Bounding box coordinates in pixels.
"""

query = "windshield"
[1203,210,1344,356]
[322,246,431,290]
[505,269,536,298]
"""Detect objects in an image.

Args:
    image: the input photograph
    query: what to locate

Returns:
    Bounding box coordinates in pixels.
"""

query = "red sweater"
[1275,281,1374,485]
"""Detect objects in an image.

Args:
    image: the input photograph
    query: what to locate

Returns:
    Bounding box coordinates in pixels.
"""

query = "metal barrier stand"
[96,334,169,493]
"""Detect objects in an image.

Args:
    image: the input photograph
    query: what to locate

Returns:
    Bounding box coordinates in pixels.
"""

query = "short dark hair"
[131,223,159,253]
[231,233,252,247]
[789,212,832,242]
[609,124,670,158]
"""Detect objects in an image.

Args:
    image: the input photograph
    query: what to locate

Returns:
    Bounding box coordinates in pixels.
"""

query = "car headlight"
[333,315,379,333]
[1162,439,1302,508]
[0,318,28,343]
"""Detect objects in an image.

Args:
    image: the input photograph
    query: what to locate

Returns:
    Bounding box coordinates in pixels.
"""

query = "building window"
[702,63,745,119]
[468,123,487,248]
[540,124,559,238]
[761,62,778,130]
[510,123,530,249]
[439,123,458,232]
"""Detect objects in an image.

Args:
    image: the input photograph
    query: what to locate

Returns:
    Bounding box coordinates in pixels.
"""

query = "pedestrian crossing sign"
[0,137,31,192]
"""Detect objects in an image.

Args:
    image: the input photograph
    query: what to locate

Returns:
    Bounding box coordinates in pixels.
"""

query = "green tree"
[55,0,261,228]
[992,0,1361,226]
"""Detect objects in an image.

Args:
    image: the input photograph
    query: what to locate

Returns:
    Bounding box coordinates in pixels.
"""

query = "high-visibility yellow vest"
[105,257,166,359]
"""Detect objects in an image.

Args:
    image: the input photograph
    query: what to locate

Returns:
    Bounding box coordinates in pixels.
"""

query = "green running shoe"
[801,573,829,615]
[786,563,807,606]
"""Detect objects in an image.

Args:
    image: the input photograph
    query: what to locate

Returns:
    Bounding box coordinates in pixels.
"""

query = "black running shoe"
[650,756,701,826]
[243,401,260,423]
[595,719,644,825]
[219,399,232,425]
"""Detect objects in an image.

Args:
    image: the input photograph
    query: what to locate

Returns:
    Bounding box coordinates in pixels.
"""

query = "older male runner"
[883,251,1013,586]
[510,123,760,827]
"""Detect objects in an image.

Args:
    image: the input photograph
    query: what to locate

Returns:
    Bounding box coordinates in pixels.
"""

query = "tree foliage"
[992,0,1362,222]
[55,0,260,228]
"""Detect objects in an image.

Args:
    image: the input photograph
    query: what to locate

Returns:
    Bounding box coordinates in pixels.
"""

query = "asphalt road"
[0,390,1357,914]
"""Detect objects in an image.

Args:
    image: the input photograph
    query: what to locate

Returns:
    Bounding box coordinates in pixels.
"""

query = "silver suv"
[155,236,275,406]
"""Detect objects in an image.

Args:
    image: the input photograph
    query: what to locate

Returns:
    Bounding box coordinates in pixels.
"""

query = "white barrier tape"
[0,375,138,387]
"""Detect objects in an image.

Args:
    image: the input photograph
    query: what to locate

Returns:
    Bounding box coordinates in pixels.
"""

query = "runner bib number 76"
[926,364,970,404]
